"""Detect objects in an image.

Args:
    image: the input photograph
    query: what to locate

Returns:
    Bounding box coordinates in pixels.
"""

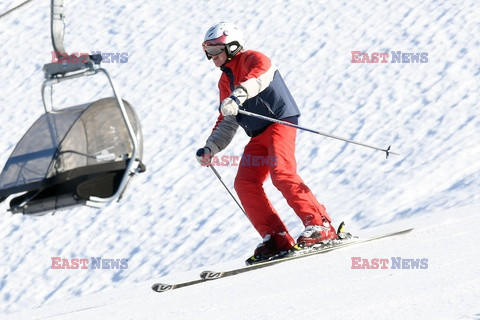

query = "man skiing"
[196,22,338,263]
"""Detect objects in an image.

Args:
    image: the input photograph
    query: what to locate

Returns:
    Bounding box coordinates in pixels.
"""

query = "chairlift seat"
[0,97,144,214]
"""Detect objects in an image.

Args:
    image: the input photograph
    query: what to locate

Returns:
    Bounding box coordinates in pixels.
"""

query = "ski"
[199,227,413,281]
[151,278,207,292]
[151,228,413,292]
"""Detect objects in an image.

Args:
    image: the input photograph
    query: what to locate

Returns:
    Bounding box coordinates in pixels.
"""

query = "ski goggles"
[202,44,225,57]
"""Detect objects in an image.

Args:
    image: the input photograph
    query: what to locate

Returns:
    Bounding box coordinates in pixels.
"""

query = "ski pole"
[209,165,248,217]
[237,109,399,158]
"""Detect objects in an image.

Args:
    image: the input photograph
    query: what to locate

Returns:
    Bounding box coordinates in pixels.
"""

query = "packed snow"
[0,0,479,319]
[3,203,480,320]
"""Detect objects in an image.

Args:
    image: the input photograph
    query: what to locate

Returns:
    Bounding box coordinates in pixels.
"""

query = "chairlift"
[0,0,145,215]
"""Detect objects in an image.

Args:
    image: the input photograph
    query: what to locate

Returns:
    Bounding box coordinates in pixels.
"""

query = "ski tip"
[151,283,173,292]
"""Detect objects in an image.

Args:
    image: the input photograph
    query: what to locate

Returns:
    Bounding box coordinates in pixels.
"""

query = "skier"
[196,22,338,262]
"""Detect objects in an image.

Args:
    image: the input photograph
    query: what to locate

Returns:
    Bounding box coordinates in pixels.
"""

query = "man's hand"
[195,147,212,166]
[220,96,240,116]
[220,87,247,116]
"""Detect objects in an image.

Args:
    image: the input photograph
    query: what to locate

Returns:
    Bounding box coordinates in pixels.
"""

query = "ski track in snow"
[0,0,479,316]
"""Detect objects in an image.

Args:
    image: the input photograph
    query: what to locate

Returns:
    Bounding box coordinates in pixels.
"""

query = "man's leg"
[234,138,289,238]
[267,123,332,226]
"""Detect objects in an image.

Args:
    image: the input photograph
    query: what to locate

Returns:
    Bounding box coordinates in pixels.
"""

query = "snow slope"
[0,0,479,317]
[3,202,480,320]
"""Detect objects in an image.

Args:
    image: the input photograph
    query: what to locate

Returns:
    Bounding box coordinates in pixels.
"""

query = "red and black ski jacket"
[217,50,301,137]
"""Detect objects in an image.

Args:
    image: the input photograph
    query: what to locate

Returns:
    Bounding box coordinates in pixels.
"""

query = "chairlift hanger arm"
[51,0,67,56]
[48,0,102,80]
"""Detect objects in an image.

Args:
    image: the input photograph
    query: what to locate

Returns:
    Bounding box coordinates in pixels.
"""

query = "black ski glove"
[196,147,212,166]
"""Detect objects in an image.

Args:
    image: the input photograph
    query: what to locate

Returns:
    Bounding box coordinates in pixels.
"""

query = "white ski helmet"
[202,22,244,60]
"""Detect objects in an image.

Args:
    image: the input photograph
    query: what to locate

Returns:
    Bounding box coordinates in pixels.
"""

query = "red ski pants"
[234,123,332,238]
